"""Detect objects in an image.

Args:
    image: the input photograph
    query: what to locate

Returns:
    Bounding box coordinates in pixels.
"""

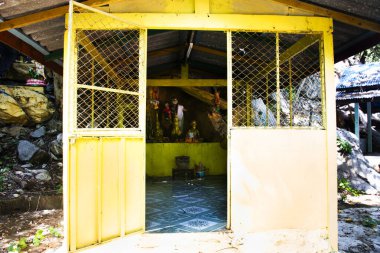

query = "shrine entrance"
[64,1,337,252]
[145,30,228,233]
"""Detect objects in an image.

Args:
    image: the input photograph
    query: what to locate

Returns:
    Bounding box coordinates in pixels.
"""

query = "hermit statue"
[154,111,163,141]
[186,120,200,143]
[171,115,182,141]
[171,97,186,132]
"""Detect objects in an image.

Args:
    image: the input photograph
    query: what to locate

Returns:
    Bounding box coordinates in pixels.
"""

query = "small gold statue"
[154,111,163,141]
[171,115,182,141]
[186,120,200,143]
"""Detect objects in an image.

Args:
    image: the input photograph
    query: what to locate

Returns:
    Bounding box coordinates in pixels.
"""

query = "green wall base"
[146,142,227,177]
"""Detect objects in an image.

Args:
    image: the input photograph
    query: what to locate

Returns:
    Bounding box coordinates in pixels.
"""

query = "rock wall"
[0,86,55,125]
[337,128,380,194]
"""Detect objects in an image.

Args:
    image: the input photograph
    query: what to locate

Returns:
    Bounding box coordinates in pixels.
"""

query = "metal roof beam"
[0,31,63,74]
[271,0,380,33]
[0,0,120,32]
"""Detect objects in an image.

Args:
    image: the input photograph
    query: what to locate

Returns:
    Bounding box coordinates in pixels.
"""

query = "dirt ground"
[0,195,379,253]
[0,209,63,253]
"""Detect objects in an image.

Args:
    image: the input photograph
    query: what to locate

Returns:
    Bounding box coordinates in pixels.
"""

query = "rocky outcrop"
[49,133,62,158]
[337,128,380,194]
[339,207,380,253]
[17,140,49,165]
[0,118,63,199]
[0,86,55,125]
[0,90,28,125]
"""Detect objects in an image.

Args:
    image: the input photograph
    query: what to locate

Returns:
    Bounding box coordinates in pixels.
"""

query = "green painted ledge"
[146,142,227,177]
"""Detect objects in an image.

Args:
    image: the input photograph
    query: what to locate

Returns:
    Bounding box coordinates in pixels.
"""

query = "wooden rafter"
[0,31,63,75]
[272,0,380,33]
[148,46,181,58]
[147,79,226,87]
[262,34,319,75]
[193,45,226,57]
[77,31,126,86]
[181,87,227,110]
[0,0,121,32]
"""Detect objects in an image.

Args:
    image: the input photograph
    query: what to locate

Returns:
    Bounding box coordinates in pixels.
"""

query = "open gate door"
[227,31,333,233]
[63,1,146,251]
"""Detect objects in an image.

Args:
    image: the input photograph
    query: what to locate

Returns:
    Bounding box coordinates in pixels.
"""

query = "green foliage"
[0,167,10,192]
[359,44,380,63]
[7,238,27,253]
[361,216,380,228]
[338,179,363,200]
[32,229,45,247]
[28,67,43,79]
[337,138,352,156]
[49,226,62,238]
[56,184,63,194]
[7,227,63,252]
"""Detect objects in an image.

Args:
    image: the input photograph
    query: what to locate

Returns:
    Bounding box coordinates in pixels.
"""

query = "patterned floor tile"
[146,176,227,233]
[177,197,204,204]
[179,218,218,231]
[180,206,209,215]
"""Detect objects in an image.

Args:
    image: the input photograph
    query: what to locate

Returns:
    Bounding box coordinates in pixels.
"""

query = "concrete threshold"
[56,229,332,253]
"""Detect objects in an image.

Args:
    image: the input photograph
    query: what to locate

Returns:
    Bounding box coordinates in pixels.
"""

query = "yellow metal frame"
[64,4,336,251]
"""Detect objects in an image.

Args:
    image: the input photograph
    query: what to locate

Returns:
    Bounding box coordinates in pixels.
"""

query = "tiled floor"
[146,176,227,233]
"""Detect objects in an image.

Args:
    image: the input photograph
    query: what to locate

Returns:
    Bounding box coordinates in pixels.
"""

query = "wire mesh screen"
[72,3,141,129]
[231,32,324,128]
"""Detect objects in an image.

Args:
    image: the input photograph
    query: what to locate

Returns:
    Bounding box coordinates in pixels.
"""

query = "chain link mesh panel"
[72,3,141,129]
[231,32,324,128]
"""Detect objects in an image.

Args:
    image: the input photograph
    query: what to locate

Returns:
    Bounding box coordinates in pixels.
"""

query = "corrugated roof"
[0,0,379,75]
[336,90,380,103]
[337,63,380,91]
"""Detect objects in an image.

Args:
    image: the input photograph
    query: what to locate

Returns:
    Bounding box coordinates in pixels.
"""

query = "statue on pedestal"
[171,115,182,141]
[186,120,200,143]
[171,97,186,133]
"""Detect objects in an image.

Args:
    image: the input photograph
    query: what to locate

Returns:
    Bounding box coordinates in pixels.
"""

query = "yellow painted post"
[181,64,189,79]
[195,0,210,14]
[323,25,338,251]
[319,34,327,129]
[69,140,77,251]
[289,59,293,127]
[226,31,232,229]
[276,33,280,127]
[266,75,269,126]
[106,76,109,128]
[97,139,102,243]
[119,138,126,236]
[91,59,95,128]
[139,29,147,230]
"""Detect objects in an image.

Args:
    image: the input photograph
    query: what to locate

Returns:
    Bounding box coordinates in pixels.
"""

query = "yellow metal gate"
[63,1,146,251]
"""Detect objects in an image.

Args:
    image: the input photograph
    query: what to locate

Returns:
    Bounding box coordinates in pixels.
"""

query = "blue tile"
[146,177,227,233]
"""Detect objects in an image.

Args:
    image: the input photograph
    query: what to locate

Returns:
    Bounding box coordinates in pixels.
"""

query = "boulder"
[30,126,46,138]
[251,98,276,126]
[0,90,28,125]
[49,133,62,157]
[1,126,30,138]
[7,87,55,124]
[337,128,380,194]
[47,119,62,133]
[35,170,51,181]
[338,207,380,253]
[17,140,49,165]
